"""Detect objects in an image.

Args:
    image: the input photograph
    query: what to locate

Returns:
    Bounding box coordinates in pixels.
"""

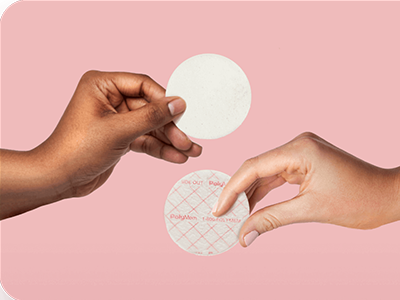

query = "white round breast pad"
[166,54,251,139]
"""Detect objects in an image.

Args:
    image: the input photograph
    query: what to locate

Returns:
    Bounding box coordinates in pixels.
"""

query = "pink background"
[1,1,400,299]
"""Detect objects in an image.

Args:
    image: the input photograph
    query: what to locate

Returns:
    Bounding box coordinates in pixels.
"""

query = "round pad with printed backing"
[166,53,252,139]
[164,170,249,256]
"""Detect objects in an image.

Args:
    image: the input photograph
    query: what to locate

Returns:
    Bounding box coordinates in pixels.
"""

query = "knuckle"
[136,74,152,87]
[259,211,282,232]
[242,156,261,179]
[138,74,156,97]
[293,135,321,154]
[81,70,100,81]
[139,73,151,80]
[159,144,168,160]
[243,156,260,170]
[146,104,166,127]
[80,70,104,90]
[140,135,152,154]
[296,131,320,140]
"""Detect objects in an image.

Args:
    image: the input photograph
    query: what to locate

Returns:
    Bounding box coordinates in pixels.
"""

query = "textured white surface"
[166,54,251,139]
[164,170,249,256]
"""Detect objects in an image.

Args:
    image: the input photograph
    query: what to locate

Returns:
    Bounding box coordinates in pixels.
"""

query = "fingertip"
[243,230,259,247]
[211,201,219,217]
[158,144,189,164]
[168,151,189,164]
[167,97,186,116]
[239,224,248,247]
[193,143,203,155]
[164,122,192,151]
[239,236,247,247]
[239,227,249,247]
[181,135,193,151]
[187,143,203,157]
[211,205,226,218]
[178,138,192,152]
[239,220,259,248]
[213,187,238,217]
[175,157,189,164]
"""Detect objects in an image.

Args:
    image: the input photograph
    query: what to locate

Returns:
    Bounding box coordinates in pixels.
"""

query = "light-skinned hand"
[212,132,400,247]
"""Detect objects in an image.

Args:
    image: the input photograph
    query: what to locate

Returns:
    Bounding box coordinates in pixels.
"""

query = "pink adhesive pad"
[164,170,249,256]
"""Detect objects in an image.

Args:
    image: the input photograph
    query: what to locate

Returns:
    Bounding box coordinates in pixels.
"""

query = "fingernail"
[244,231,259,247]
[168,98,186,116]
[212,201,218,214]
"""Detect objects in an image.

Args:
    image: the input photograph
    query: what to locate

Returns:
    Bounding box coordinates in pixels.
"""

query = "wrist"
[0,148,71,219]
[28,146,73,200]
[393,167,400,221]
[381,166,400,225]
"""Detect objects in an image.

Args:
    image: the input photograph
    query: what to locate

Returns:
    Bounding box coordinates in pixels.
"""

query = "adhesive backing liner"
[164,170,249,256]
[166,54,252,139]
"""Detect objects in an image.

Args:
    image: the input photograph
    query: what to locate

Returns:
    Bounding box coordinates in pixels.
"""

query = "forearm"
[0,149,70,220]
[374,166,400,227]
[392,166,400,222]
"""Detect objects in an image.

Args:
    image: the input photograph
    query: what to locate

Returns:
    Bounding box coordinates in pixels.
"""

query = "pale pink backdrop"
[1,1,400,300]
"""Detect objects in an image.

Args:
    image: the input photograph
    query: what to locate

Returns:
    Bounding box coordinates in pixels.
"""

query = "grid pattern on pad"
[164,170,249,256]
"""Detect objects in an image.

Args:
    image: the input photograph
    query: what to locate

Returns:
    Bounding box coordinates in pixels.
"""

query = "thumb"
[239,195,314,247]
[117,96,186,140]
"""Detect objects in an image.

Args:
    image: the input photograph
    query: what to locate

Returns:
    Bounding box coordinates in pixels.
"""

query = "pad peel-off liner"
[164,170,249,256]
[166,53,252,139]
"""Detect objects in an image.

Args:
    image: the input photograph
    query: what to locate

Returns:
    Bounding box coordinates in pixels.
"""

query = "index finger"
[82,71,166,108]
[108,72,166,101]
[213,148,291,217]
